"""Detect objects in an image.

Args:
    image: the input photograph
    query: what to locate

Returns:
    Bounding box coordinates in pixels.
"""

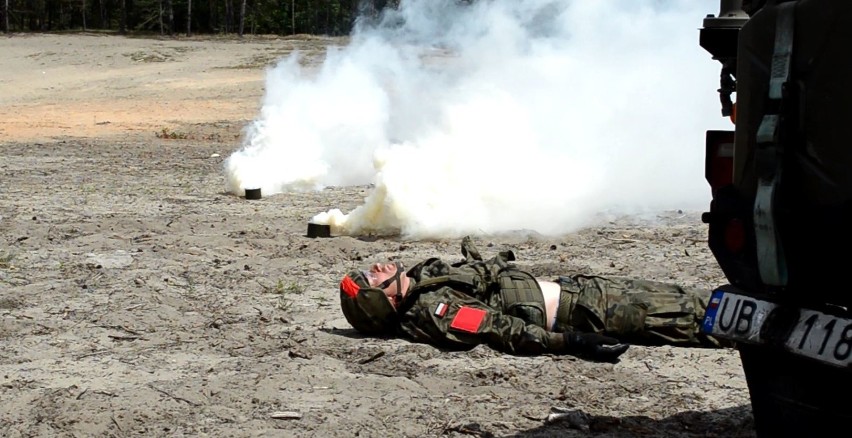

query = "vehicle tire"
[739,343,852,437]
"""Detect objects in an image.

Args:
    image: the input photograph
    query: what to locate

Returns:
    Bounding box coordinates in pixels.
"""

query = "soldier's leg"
[561,274,725,347]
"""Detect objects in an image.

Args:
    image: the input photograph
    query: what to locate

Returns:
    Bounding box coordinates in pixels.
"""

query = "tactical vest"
[410,252,549,329]
[494,268,548,329]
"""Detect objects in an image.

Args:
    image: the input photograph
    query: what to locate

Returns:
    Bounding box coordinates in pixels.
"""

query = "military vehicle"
[699,0,852,435]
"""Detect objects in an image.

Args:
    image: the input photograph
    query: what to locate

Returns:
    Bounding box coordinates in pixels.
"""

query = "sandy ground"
[0,33,754,437]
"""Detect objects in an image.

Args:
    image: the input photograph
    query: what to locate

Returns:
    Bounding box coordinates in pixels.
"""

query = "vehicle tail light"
[705,130,735,195]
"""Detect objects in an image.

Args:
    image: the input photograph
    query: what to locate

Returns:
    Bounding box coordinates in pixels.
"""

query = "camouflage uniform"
[393,238,722,355]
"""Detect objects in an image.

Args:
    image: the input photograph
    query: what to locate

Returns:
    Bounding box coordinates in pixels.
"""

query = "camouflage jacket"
[395,238,565,355]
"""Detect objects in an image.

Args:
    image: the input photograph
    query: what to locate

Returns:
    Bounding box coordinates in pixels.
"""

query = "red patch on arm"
[340,276,360,298]
[450,307,487,333]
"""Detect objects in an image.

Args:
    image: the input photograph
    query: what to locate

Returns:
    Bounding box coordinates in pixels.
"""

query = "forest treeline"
[1,0,399,36]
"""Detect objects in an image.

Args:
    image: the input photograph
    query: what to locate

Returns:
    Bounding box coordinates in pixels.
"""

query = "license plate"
[702,289,852,368]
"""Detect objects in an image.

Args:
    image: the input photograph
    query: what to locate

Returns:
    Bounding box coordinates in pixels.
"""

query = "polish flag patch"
[434,303,448,317]
[449,306,487,333]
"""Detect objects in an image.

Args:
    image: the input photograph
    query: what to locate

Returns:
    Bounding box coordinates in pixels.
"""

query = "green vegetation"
[0,252,13,270]
[259,279,304,311]
[128,50,173,63]
[275,279,304,295]
[1,0,403,36]
[156,127,190,139]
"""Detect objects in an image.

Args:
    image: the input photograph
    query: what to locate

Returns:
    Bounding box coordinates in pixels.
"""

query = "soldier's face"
[365,262,410,306]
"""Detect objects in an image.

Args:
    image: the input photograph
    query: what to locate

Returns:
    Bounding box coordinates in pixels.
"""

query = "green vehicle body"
[700,0,852,435]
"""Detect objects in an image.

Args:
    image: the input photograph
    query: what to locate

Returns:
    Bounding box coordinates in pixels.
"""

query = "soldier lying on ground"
[338,237,726,363]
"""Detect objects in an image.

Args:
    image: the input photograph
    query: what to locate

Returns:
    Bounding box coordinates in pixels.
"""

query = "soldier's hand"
[563,332,629,363]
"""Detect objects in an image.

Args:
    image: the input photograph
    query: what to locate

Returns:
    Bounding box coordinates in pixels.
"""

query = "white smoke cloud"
[224,0,732,239]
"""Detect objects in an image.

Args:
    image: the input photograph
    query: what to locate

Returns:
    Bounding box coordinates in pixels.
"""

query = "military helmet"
[339,269,399,334]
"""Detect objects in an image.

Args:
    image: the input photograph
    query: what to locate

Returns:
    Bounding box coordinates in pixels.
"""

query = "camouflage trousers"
[554,275,726,347]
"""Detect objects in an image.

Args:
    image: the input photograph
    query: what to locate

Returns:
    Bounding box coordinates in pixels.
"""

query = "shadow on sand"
[493,404,755,438]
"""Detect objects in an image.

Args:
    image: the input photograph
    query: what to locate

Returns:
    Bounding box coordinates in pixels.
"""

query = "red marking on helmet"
[340,276,360,298]
[450,307,487,333]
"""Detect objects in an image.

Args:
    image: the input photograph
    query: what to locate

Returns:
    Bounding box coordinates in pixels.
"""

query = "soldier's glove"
[563,332,629,363]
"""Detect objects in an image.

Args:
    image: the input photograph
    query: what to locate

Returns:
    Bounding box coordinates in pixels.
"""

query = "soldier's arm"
[399,287,564,355]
